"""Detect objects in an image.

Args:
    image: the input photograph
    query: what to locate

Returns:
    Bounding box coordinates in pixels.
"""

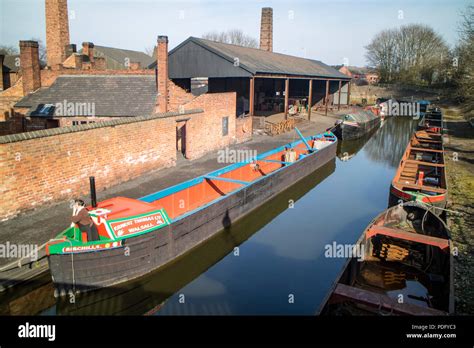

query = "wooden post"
[284,78,289,119]
[325,80,330,116]
[338,80,342,111]
[308,79,313,121]
[347,80,351,106]
[249,77,255,116]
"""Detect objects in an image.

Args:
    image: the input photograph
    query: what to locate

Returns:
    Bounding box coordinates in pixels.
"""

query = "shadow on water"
[4,159,335,315]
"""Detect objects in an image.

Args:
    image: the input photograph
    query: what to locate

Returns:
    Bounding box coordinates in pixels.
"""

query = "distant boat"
[332,110,381,140]
[418,107,443,134]
[389,129,447,216]
[46,130,337,295]
[317,201,453,316]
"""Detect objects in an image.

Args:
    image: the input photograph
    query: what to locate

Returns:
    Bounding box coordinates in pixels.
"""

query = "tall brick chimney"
[45,0,70,68]
[19,41,41,95]
[82,42,95,63]
[259,7,273,52]
[156,35,168,113]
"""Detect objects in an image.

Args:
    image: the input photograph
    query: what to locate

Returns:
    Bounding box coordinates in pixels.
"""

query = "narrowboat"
[332,110,381,140]
[56,159,336,315]
[389,130,447,215]
[318,201,453,315]
[46,130,337,295]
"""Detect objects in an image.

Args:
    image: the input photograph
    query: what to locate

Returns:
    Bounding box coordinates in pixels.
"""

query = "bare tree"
[202,29,258,48]
[366,24,449,85]
[0,45,19,55]
[144,46,155,57]
[453,5,474,117]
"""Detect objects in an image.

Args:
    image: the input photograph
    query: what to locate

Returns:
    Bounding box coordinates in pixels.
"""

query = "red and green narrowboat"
[46,130,337,296]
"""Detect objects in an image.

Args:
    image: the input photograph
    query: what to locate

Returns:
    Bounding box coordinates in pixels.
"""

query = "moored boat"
[332,110,381,140]
[389,130,447,216]
[46,130,337,295]
[317,201,453,315]
[417,107,443,134]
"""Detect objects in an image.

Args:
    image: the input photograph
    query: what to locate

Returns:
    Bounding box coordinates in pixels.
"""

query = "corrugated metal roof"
[15,75,157,117]
[167,37,350,79]
[82,46,155,69]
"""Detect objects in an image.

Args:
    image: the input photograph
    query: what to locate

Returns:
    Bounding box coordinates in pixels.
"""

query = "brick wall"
[0,110,201,220]
[0,78,24,122]
[168,80,194,112]
[235,116,252,143]
[183,92,237,159]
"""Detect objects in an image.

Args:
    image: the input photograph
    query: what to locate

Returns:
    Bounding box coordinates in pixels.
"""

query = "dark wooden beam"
[347,81,351,106]
[325,80,330,116]
[249,77,255,116]
[338,80,342,111]
[284,78,289,119]
[366,225,450,250]
[332,283,448,316]
[308,79,313,121]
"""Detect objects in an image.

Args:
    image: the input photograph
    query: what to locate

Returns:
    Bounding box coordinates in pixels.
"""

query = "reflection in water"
[51,160,336,315]
[337,126,379,162]
[364,118,417,168]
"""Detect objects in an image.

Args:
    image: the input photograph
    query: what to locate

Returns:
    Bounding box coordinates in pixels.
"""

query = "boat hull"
[49,140,337,293]
[334,117,380,140]
[388,184,447,217]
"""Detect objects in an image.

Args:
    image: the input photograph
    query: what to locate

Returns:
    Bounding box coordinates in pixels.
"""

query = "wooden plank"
[308,79,313,121]
[204,176,249,185]
[395,182,446,194]
[325,80,329,116]
[411,147,444,153]
[249,77,255,116]
[406,159,444,168]
[338,80,342,110]
[333,283,448,316]
[366,225,450,250]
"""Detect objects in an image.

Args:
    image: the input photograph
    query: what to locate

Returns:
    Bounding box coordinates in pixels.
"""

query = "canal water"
[8,117,417,316]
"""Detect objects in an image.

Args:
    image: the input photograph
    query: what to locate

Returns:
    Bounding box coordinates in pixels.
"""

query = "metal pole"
[89,176,97,208]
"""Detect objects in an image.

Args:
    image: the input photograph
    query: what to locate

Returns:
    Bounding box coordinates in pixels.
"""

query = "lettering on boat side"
[62,241,122,253]
[108,210,168,237]
[18,322,55,341]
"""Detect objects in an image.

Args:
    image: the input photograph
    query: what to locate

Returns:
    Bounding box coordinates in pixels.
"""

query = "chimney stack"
[45,0,70,68]
[156,35,168,113]
[19,41,41,95]
[259,7,273,52]
[82,42,95,63]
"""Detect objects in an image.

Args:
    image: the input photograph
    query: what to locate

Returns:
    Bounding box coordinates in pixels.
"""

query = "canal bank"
[443,105,474,315]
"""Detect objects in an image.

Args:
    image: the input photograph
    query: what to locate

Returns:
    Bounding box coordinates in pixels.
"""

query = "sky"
[0,0,470,67]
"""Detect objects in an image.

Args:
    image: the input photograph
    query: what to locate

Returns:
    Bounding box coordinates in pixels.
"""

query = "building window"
[222,117,229,136]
